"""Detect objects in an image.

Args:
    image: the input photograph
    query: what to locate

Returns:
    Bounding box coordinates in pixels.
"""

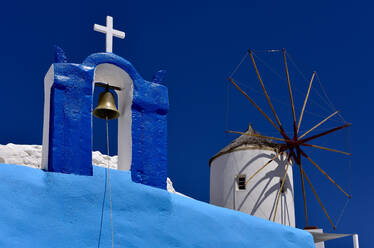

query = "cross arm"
[113,30,125,39]
[94,24,107,34]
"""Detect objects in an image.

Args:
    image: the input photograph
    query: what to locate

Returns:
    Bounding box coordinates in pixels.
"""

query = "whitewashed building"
[209,124,296,226]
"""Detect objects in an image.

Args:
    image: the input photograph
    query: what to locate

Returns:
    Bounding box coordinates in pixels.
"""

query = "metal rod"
[297,72,315,132]
[282,49,297,137]
[301,123,352,144]
[301,167,336,230]
[299,111,339,139]
[228,77,282,133]
[299,149,351,198]
[95,82,122,91]
[249,50,284,131]
[226,130,287,142]
[301,143,351,156]
[273,152,292,222]
[245,152,280,185]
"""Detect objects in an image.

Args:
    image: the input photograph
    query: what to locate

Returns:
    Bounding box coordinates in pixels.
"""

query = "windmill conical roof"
[209,124,281,166]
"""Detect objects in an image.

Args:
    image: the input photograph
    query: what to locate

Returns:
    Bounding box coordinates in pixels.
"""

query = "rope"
[97,118,115,248]
[252,51,337,116]
[230,51,249,78]
[284,53,352,229]
[286,52,347,125]
[227,50,353,230]
[226,51,248,135]
[97,153,108,248]
[225,79,230,136]
[335,197,351,228]
[315,72,347,123]
[232,80,344,124]
[251,49,281,53]
[286,52,336,111]
[106,117,115,248]
[334,128,352,229]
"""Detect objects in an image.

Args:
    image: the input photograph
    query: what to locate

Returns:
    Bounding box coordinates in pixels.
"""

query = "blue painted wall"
[0,164,314,248]
[47,52,168,189]
[48,63,93,176]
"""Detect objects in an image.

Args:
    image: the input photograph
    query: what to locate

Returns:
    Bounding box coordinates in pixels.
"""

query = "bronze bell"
[93,87,120,120]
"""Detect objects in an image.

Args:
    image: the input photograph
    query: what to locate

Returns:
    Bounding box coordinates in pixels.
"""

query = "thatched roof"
[209,124,281,166]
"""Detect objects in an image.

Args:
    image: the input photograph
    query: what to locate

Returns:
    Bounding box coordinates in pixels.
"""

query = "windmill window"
[237,175,246,190]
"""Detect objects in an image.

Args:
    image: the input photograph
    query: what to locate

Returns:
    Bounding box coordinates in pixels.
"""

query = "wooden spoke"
[226,130,287,143]
[296,149,308,227]
[299,111,339,139]
[299,149,351,198]
[297,72,316,132]
[282,49,297,136]
[245,152,280,185]
[228,77,282,133]
[272,152,292,222]
[301,123,352,144]
[249,50,284,131]
[301,167,336,230]
[229,51,351,228]
[301,143,351,156]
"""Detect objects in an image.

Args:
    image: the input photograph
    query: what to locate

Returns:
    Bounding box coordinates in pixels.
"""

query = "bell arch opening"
[92,86,119,159]
[93,63,134,171]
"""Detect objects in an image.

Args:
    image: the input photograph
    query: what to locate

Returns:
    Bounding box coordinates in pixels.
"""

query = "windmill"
[225,48,352,231]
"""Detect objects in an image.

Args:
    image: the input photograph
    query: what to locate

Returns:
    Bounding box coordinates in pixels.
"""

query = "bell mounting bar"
[95,82,122,91]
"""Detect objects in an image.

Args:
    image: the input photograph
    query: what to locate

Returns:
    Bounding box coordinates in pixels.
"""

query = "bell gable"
[42,52,169,189]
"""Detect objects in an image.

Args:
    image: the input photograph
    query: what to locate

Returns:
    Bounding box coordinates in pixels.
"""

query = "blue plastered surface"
[0,164,314,248]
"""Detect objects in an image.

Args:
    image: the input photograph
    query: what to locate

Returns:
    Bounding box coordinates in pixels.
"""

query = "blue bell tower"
[41,16,169,189]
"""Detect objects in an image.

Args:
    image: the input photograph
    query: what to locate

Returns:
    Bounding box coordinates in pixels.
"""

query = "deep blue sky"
[0,1,372,247]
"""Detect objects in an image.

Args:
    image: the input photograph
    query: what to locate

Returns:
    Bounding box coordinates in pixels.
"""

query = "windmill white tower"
[209,124,295,227]
[210,49,359,247]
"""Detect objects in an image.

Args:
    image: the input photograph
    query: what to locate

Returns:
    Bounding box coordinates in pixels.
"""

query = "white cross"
[94,16,125,53]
